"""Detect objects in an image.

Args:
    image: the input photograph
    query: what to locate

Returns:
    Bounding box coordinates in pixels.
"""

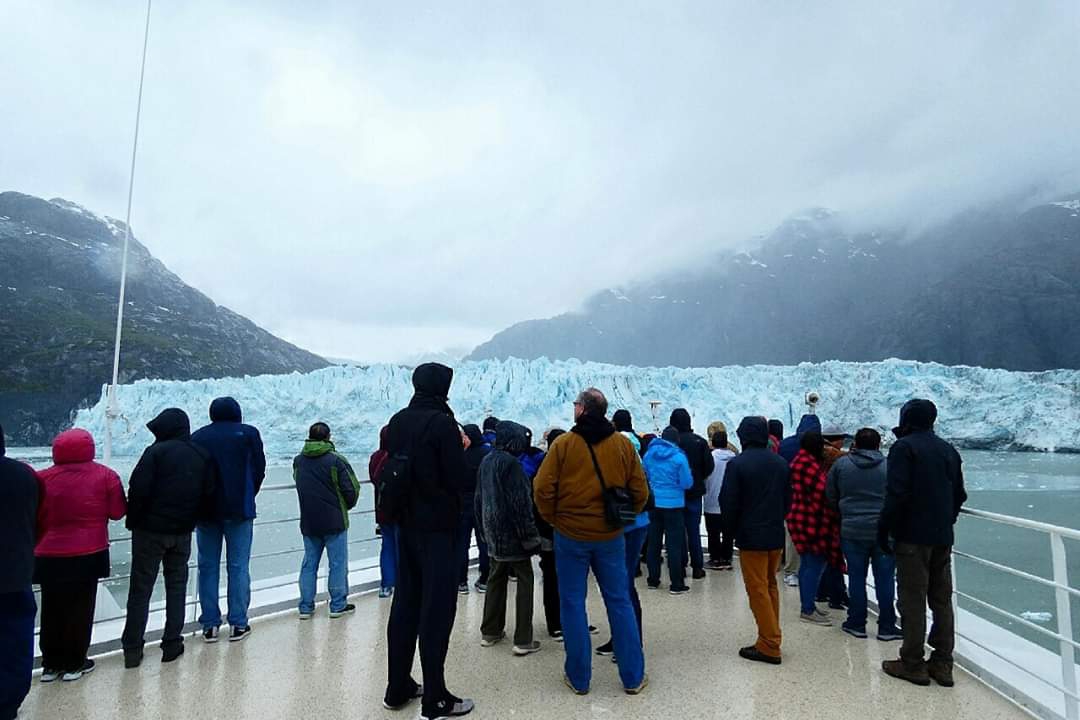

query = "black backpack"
[376,412,439,524]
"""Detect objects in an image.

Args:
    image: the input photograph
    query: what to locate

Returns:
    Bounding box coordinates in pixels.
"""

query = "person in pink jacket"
[34,429,126,683]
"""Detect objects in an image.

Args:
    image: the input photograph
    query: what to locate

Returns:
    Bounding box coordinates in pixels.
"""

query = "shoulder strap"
[585,441,608,491]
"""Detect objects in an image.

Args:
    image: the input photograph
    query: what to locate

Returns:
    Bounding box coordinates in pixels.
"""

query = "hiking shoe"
[230,626,252,642]
[877,627,903,642]
[841,623,867,639]
[457,583,470,595]
[421,696,475,719]
[624,673,649,695]
[379,587,394,599]
[162,645,185,663]
[800,611,833,627]
[882,660,931,686]
[383,683,423,711]
[40,668,61,683]
[739,645,782,665]
[474,582,487,594]
[669,585,690,595]
[480,633,506,647]
[563,674,588,696]
[646,580,660,590]
[595,640,614,656]
[62,659,95,682]
[929,662,955,687]
[692,568,707,580]
[512,641,541,656]
[298,609,314,620]
[329,604,356,618]
[783,573,799,587]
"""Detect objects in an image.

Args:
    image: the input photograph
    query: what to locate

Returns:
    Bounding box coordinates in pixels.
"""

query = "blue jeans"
[555,531,645,691]
[0,590,36,720]
[299,531,349,613]
[681,497,705,572]
[380,523,399,590]
[197,518,254,629]
[842,538,898,631]
[624,526,648,641]
[798,552,828,615]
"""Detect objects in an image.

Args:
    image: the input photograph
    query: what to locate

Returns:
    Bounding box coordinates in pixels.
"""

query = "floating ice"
[1020,611,1053,624]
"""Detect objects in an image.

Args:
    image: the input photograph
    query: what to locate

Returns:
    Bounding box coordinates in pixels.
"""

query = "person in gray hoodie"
[826,428,901,641]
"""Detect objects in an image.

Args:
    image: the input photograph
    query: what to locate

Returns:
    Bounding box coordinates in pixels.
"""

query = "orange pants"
[740,549,783,657]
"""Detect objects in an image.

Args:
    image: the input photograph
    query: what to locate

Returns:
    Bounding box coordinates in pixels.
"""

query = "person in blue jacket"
[643,427,693,594]
[191,397,266,643]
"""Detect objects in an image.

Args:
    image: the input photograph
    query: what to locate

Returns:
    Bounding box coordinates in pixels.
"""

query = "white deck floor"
[20,561,1027,719]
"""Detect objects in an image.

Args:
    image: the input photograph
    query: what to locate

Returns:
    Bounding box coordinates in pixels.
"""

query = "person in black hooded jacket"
[880,399,966,689]
[669,409,714,580]
[457,424,491,593]
[383,363,473,719]
[122,408,216,668]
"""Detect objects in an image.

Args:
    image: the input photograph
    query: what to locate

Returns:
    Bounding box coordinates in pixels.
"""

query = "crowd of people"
[0,361,968,720]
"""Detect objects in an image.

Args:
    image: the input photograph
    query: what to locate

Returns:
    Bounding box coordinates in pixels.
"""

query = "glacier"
[74,357,1080,459]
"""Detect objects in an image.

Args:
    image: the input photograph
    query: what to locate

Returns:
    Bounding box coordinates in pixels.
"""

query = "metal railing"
[955,507,1080,720]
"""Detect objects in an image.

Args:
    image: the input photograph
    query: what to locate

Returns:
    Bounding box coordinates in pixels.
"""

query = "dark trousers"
[121,530,191,656]
[385,528,459,711]
[646,507,686,588]
[538,548,561,634]
[39,580,97,672]
[456,500,490,585]
[0,591,36,720]
[481,558,534,645]
[704,512,733,562]
[896,543,955,669]
[624,526,648,642]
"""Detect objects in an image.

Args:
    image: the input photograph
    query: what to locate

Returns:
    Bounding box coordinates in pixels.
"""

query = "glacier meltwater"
[75,357,1080,458]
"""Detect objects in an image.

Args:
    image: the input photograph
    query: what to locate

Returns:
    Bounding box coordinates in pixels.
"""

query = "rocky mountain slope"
[0,192,328,445]
[469,196,1080,371]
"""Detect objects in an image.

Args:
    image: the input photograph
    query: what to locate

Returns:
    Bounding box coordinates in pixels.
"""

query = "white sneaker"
[480,633,506,647]
[512,641,541,656]
[40,669,61,683]
[783,574,799,587]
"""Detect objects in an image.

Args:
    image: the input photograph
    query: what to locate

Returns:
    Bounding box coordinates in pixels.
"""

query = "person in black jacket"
[457,424,491,594]
[880,399,967,688]
[383,363,474,720]
[720,416,791,665]
[293,422,360,620]
[122,408,216,668]
[0,423,39,720]
[669,408,715,580]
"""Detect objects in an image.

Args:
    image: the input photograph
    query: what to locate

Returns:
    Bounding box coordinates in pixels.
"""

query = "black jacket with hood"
[879,399,967,547]
[670,409,715,500]
[385,363,467,532]
[719,417,791,551]
[127,409,217,534]
[0,423,40,594]
[474,421,541,561]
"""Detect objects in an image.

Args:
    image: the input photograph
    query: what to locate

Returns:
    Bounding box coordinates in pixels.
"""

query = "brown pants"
[895,543,955,669]
[740,549,783,657]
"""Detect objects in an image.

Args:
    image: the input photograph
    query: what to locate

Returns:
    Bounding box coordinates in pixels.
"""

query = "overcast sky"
[2,1,1079,362]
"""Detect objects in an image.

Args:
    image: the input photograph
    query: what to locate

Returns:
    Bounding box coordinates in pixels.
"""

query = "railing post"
[1051,532,1078,720]
[951,547,959,638]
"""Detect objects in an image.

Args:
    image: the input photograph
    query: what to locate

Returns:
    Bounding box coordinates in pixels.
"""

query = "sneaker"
[692,568,707,580]
[800,611,833,627]
[62,659,95,682]
[40,668,61,683]
[383,683,423,711]
[379,587,394,599]
[509,575,518,583]
[929,661,955,687]
[329,604,356,618]
[814,607,830,618]
[646,579,660,589]
[624,673,649,695]
[512,641,541,656]
[229,626,252,642]
[595,640,614,656]
[474,581,488,594]
[480,633,506,647]
[203,627,220,643]
[877,627,903,642]
[420,696,475,719]
[161,644,185,663]
[783,573,799,587]
[588,625,599,635]
[298,610,314,620]
[717,560,734,571]
[457,583,470,595]
[841,623,867,639]
[669,585,690,595]
[828,601,847,611]
[549,630,564,642]
[739,645,782,665]
[563,674,588,696]
[882,659,931,686]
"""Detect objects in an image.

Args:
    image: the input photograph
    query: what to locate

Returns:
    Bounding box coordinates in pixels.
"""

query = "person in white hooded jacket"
[704,430,737,570]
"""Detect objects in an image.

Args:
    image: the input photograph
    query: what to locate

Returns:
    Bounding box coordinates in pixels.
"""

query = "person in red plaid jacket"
[786,431,843,626]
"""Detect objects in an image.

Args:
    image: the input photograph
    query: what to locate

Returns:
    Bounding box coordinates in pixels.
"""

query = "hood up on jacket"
[148,408,192,442]
[645,435,683,461]
[612,409,634,433]
[494,421,529,455]
[736,416,770,449]
[795,414,822,435]
[768,420,784,439]
[52,428,96,464]
[378,425,390,451]
[661,426,681,443]
[849,448,885,468]
[463,424,484,448]
[670,408,693,433]
[571,413,616,445]
[409,362,455,415]
[894,399,938,438]
[209,396,243,422]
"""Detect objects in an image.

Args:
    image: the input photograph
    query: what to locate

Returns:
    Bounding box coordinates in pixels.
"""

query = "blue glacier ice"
[74,357,1080,458]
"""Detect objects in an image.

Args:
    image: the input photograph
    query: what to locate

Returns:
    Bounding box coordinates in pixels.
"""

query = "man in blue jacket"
[191,397,266,643]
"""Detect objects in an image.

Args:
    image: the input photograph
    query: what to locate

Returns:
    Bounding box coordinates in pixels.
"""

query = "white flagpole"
[104,0,152,465]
